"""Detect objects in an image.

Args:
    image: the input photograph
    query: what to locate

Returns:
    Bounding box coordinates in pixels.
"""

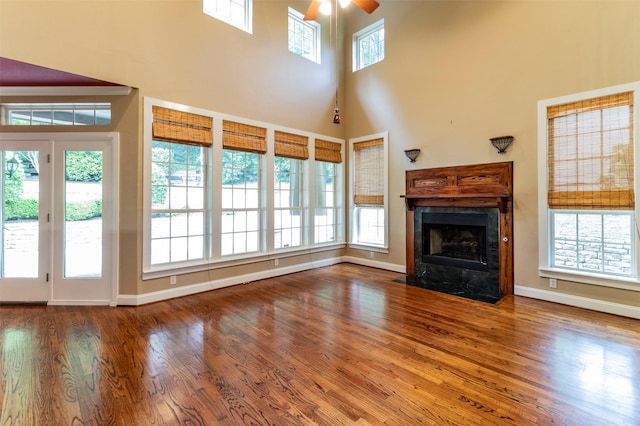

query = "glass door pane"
[64,150,103,278]
[0,139,49,304]
[2,150,39,278]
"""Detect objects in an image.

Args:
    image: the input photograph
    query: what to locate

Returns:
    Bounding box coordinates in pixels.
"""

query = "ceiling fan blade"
[352,0,380,14]
[304,0,321,20]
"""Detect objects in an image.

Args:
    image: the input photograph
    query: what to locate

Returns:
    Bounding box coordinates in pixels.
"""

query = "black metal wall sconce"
[490,136,514,154]
[404,149,421,163]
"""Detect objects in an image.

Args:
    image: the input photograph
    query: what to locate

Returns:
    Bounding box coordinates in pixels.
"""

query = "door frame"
[0,132,119,306]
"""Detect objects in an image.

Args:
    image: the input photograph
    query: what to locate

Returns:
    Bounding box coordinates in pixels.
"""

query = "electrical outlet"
[369,251,375,259]
[274,258,279,266]
[549,278,557,289]
[170,275,177,285]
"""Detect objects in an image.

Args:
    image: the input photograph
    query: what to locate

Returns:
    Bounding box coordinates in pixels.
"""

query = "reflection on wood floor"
[1,263,639,425]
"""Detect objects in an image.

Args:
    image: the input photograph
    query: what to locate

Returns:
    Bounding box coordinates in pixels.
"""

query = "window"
[288,7,321,64]
[150,142,206,265]
[1,103,111,125]
[274,131,309,249]
[149,106,212,266]
[221,120,266,256]
[314,139,343,244]
[143,99,345,276]
[275,157,303,248]
[539,83,639,286]
[203,0,252,33]
[350,133,388,248]
[353,19,384,71]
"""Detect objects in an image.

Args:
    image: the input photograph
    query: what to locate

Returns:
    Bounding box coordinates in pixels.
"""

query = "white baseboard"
[48,300,112,306]
[515,285,640,319]
[341,256,406,273]
[117,256,343,306]
[118,263,640,318]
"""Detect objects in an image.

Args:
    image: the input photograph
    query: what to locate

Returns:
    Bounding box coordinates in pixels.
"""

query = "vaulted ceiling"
[0,57,120,87]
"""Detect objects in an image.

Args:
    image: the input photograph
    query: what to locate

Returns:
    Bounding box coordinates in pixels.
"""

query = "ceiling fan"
[304,0,380,21]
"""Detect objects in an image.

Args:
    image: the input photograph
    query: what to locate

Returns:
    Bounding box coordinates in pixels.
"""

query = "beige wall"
[0,0,344,298]
[2,0,640,310]
[343,0,640,308]
[0,1,341,135]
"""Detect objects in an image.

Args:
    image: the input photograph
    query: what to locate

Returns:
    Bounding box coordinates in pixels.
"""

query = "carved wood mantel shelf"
[403,161,514,295]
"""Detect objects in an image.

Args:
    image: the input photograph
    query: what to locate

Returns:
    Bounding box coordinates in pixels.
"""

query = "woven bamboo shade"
[275,130,309,160]
[222,120,267,154]
[353,138,384,206]
[152,106,213,146]
[547,91,634,209]
[314,139,342,163]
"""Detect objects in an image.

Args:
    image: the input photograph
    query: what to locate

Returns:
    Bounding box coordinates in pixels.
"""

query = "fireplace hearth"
[401,162,513,302]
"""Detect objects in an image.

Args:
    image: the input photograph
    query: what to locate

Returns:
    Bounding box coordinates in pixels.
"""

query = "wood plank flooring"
[1,263,639,425]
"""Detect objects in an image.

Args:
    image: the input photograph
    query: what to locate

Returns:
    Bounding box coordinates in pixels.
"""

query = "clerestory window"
[288,7,321,64]
[353,19,384,72]
[203,0,252,33]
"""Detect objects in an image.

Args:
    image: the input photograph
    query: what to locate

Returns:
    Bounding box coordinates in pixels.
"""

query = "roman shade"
[353,138,384,206]
[274,130,309,160]
[314,139,342,163]
[223,120,267,154]
[152,105,213,146]
[547,92,634,209]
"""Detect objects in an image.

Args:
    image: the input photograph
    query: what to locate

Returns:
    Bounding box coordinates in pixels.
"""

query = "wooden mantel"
[404,161,514,295]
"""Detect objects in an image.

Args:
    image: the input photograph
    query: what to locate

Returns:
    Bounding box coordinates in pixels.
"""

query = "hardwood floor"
[1,263,639,425]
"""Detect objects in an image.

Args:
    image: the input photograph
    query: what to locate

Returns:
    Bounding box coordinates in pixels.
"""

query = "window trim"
[537,81,640,290]
[313,137,346,246]
[1,102,112,126]
[352,19,385,72]
[203,0,253,34]
[142,97,345,278]
[273,157,305,250]
[348,132,389,250]
[287,7,321,64]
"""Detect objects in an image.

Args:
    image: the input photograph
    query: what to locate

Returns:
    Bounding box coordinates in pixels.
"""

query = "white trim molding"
[0,86,132,97]
[515,285,640,319]
[341,256,405,274]
[119,256,343,306]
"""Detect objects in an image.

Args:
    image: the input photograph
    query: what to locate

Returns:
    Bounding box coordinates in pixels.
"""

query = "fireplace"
[412,207,500,301]
[422,212,489,272]
[403,162,513,299]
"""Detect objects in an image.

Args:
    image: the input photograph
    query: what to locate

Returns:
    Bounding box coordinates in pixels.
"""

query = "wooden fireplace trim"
[403,161,513,295]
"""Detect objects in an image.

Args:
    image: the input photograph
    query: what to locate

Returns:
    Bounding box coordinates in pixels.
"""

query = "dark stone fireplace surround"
[403,162,514,297]
[414,206,502,302]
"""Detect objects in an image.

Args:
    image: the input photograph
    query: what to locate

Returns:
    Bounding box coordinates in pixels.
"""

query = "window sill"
[143,242,346,280]
[348,243,389,254]
[539,267,640,292]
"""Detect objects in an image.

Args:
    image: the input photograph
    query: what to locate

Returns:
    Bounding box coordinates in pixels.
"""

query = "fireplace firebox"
[422,212,489,272]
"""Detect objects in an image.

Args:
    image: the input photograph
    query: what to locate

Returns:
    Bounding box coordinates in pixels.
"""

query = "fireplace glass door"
[422,212,489,272]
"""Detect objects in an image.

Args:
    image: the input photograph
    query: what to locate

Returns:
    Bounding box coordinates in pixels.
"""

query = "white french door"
[0,140,50,302]
[0,133,118,305]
